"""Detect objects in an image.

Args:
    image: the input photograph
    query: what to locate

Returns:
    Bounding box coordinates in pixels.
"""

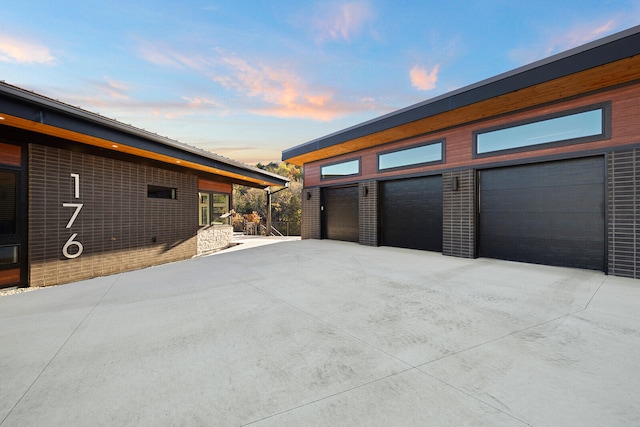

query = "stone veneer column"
[442,170,476,258]
[358,180,378,246]
[301,187,321,239]
[608,149,640,278]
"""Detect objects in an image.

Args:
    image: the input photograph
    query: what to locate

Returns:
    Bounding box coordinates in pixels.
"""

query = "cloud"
[136,39,388,121]
[312,1,375,42]
[410,64,440,91]
[136,38,208,70]
[509,19,620,64]
[212,53,346,121]
[94,78,130,100]
[182,96,223,110]
[0,35,57,64]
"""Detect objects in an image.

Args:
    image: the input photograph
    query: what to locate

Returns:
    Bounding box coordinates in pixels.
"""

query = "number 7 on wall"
[62,203,84,228]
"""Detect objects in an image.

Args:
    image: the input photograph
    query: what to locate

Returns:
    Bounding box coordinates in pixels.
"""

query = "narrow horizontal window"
[475,104,608,156]
[147,185,177,199]
[378,141,443,171]
[321,159,360,180]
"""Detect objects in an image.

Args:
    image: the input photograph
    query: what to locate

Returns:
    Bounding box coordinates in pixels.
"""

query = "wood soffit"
[0,114,279,187]
[285,55,640,166]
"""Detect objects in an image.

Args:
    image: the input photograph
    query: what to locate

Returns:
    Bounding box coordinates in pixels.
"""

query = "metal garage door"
[479,157,605,270]
[322,186,359,242]
[380,176,442,251]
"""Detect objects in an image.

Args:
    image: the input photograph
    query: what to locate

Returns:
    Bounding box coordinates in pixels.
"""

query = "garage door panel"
[381,176,442,251]
[482,185,604,214]
[323,186,358,242]
[479,157,604,271]
[482,212,604,240]
[480,159,605,190]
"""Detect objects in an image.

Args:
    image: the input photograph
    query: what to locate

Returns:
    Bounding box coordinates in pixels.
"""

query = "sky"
[2,1,640,165]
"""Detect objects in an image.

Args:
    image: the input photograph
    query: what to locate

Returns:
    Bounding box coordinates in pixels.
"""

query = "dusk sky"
[2,1,639,164]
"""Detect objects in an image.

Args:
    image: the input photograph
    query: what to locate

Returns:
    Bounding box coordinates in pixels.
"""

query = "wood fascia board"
[0,114,282,187]
[285,55,640,166]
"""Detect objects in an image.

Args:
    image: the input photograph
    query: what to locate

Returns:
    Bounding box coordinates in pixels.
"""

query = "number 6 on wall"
[62,233,84,259]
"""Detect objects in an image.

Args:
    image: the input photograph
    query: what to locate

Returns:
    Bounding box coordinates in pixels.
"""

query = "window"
[198,192,230,225]
[198,193,210,226]
[212,194,230,225]
[0,245,18,266]
[0,171,16,235]
[321,159,360,180]
[378,141,444,171]
[147,185,177,199]
[474,104,609,156]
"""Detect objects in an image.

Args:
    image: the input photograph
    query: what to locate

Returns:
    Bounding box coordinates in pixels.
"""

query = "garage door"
[380,176,442,251]
[479,157,605,270]
[322,186,358,242]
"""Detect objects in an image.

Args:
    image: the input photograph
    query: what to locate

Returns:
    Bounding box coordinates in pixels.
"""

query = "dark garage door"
[380,176,442,251]
[322,186,358,242]
[479,157,605,270]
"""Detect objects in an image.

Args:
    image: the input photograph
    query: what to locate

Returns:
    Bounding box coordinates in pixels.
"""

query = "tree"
[233,162,302,235]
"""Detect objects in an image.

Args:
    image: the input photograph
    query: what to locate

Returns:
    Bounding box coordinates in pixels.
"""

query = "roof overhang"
[0,83,289,188]
[282,25,640,166]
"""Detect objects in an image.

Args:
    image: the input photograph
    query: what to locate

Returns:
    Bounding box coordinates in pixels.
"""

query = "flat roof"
[282,25,640,165]
[0,82,288,188]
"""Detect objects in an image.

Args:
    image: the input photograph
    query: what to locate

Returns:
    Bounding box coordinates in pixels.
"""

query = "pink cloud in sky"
[313,1,375,42]
[213,54,343,121]
[0,35,57,64]
[137,40,385,121]
[410,64,440,91]
[99,78,130,100]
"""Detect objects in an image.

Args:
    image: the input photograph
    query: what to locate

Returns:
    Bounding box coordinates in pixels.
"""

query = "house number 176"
[62,173,84,259]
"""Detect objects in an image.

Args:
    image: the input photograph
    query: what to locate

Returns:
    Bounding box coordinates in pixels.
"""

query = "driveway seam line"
[0,275,121,426]
[419,370,533,426]
[240,368,416,426]
[584,275,607,310]
[417,308,586,368]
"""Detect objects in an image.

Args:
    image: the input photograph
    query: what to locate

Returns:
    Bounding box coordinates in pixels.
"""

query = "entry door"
[478,157,605,270]
[0,169,22,287]
[322,186,359,242]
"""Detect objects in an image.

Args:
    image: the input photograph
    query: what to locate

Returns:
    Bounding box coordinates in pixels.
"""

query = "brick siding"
[608,149,640,278]
[28,144,198,287]
[301,187,321,239]
[442,170,476,258]
[358,180,378,246]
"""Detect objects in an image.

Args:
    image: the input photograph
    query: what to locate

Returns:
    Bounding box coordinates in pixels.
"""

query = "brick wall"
[358,180,377,246]
[442,170,476,258]
[301,187,321,239]
[608,149,640,278]
[29,144,198,287]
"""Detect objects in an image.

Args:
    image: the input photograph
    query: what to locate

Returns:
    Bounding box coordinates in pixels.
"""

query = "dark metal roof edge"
[0,81,288,185]
[282,24,640,161]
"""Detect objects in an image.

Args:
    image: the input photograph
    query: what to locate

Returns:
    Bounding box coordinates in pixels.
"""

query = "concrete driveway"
[1,239,639,426]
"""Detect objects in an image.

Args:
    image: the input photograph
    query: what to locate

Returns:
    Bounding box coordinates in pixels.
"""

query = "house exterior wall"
[197,225,233,255]
[300,81,640,278]
[358,180,378,246]
[28,144,198,287]
[442,170,476,259]
[608,149,640,278]
[303,82,640,188]
[301,187,321,239]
